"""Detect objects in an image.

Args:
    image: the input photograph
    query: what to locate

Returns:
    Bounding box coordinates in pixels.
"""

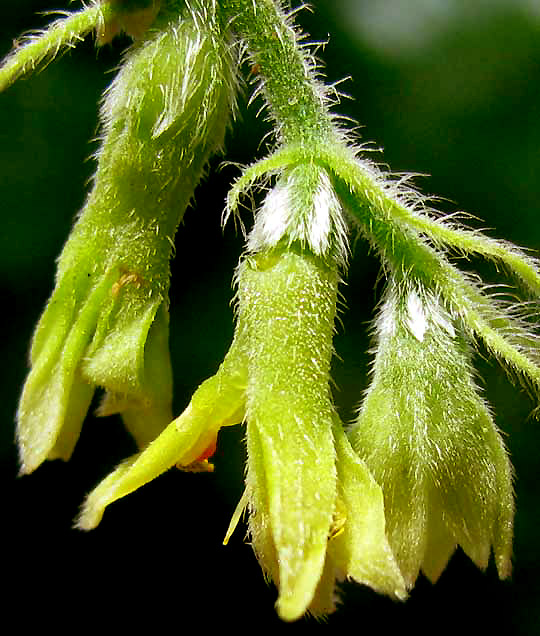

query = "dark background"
[2,0,540,630]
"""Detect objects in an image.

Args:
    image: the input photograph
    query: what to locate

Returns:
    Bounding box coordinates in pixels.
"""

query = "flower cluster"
[3,0,539,622]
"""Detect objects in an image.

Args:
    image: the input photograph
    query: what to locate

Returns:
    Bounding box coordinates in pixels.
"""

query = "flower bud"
[349,277,514,588]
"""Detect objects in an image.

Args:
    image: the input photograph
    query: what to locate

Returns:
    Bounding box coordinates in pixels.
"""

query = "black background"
[2,1,540,630]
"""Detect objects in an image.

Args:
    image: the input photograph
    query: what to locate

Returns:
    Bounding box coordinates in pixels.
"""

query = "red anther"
[196,438,217,462]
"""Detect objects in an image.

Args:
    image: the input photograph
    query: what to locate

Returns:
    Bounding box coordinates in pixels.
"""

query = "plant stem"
[220,0,335,146]
[0,4,111,92]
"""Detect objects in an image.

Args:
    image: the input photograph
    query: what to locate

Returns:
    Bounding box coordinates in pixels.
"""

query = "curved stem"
[335,178,540,394]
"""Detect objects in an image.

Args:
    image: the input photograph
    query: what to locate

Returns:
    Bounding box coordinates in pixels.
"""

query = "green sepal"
[96,302,173,448]
[328,421,407,599]
[17,270,115,473]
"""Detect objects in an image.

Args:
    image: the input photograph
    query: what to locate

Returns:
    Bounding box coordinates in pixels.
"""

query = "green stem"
[220,0,335,145]
[335,180,540,393]
[0,4,110,92]
[396,211,540,295]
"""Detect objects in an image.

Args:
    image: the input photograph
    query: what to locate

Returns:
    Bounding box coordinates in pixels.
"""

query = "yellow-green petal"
[329,421,407,600]
[76,327,248,530]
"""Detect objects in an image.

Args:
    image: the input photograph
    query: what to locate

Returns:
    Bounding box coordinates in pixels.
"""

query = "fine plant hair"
[3,0,539,622]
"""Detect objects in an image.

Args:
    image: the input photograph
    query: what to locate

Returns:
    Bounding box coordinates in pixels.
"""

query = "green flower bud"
[17,0,239,474]
[349,277,514,588]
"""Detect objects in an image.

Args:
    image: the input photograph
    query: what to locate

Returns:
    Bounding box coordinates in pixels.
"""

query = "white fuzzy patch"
[248,169,347,261]
[403,290,456,342]
[310,172,335,253]
[247,183,291,252]
[378,297,396,339]
[405,290,427,341]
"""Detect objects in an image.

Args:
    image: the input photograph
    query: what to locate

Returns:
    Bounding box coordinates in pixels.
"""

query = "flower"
[348,276,515,588]
[16,1,238,474]
[76,245,406,621]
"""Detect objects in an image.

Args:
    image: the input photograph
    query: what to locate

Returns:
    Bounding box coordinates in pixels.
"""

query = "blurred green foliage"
[2,0,540,630]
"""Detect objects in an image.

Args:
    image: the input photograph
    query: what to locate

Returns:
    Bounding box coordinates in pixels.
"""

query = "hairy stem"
[336,180,540,394]
[220,0,335,145]
[0,4,111,92]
